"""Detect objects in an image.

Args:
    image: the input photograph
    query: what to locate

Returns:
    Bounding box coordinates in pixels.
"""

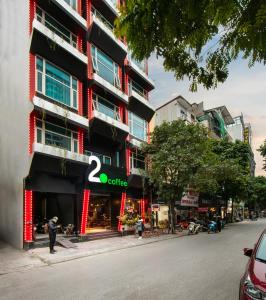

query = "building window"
[130,150,145,170]
[63,0,77,10]
[180,110,187,120]
[91,45,121,89]
[84,150,112,166]
[129,79,147,99]
[36,7,77,48]
[92,93,121,121]
[129,112,147,141]
[36,119,78,153]
[36,56,78,110]
[128,52,146,73]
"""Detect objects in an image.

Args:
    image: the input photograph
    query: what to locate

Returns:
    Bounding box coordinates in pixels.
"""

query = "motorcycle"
[188,222,201,235]
[208,221,218,233]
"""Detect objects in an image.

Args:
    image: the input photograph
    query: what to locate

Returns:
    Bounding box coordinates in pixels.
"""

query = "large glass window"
[91,45,121,89]
[36,119,78,153]
[36,57,78,110]
[63,0,77,10]
[129,112,147,141]
[36,7,77,48]
[85,150,112,165]
[130,150,145,170]
[92,93,121,121]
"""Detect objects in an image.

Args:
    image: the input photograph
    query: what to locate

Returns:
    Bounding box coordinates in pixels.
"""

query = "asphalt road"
[0,219,265,300]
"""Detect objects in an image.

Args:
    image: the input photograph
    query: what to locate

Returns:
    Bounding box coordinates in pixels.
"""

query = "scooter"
[208,221,218,233]
[188,222,201,235]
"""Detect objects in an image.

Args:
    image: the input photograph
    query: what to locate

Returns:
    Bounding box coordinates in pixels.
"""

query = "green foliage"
[116,0,266,90]
[258,140,266,170]
[247,176,266,208]
[143,119,208,202]
[193,138,251,202]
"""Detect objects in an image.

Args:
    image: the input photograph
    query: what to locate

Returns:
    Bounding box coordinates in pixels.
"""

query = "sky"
[148,55,266,176]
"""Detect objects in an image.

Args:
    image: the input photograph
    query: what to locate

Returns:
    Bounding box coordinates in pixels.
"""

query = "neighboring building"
[193,104,234,139]
[155,95,197,126]
[227,116,256,176]
[0,0,154,249]
[226,114,245,142]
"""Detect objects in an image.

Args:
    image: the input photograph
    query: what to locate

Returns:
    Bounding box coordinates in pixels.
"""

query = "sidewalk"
[0,241,44,275]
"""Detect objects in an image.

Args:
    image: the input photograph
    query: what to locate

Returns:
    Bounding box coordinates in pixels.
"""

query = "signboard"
[244,126,250,144]
[198,207,208,212]
[181,191,199,207]
[85,156,127,191]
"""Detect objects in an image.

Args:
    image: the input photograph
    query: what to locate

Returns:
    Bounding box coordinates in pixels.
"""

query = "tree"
[247,176,266,209]
[193,138,251,221]
[116,0,266,91]
[258,140,266,170]
[142,120,208,233]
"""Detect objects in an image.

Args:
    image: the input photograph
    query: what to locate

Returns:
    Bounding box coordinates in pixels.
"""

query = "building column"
[78,128,84,154]
[24,190,33,243]
[80,189,90,235]
[141,199,145,222]
[29,111,36,154]
[78,81,83,116]
[118,192,126,232]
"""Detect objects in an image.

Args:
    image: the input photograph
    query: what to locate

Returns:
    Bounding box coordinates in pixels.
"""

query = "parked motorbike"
[208,221,218,234]
[175,223,184,232]
[188,222,201,235]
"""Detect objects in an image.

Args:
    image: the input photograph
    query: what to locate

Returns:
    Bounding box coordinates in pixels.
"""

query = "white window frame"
[36,56,78,110]
[63,0,77,11]
[35,119,78,153]
[91,45,121,89]
[85,150,112,165]
[129,112,148,142]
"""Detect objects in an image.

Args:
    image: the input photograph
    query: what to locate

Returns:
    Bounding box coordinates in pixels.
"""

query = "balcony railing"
[129,80,148,100]
[128,53,147,74]
[92,93,121,122]
[84,150,111,165]
[36,119,78,153]
[92,46,121,89]
[92,6,114,33]
[36,6,77,48]
[63,0,77,11]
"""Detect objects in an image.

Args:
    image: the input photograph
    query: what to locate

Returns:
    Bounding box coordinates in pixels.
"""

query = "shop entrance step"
[57,238,77,248]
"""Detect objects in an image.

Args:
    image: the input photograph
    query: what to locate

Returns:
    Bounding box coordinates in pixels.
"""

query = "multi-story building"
[154,95,197,126]
[0,0,155,249]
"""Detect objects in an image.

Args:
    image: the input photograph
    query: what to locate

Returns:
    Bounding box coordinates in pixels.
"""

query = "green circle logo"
[99,173,108,184]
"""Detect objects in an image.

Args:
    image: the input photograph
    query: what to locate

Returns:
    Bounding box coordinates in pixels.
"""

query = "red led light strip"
[80,189,90,234]
[141,199,145,223]
[118,193,126,232]
[24,190,33,242]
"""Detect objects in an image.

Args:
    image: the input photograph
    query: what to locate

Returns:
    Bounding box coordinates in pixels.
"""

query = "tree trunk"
[169,200,175,234]
[231,199,234,223]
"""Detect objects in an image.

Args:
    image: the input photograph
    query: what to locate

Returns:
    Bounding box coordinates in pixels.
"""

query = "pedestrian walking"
[136,217,144,239]
[48,216,58,254]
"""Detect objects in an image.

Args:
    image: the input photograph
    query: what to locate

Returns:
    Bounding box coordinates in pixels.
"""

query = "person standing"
[48,216,58,254]
[136,217,144,239]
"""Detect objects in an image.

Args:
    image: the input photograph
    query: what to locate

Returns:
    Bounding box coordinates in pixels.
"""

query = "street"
[0,219,265,300]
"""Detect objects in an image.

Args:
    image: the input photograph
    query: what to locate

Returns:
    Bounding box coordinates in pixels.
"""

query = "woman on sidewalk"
[136,217,144,239]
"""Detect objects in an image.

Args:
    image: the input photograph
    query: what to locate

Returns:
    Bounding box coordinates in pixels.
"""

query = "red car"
[239,229,266,299]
